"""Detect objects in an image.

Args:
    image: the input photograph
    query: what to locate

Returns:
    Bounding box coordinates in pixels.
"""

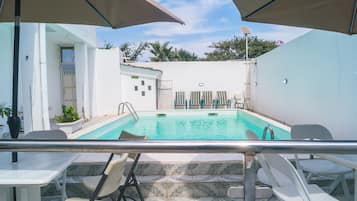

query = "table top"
[0,152,77,186]
[318,154,357,169]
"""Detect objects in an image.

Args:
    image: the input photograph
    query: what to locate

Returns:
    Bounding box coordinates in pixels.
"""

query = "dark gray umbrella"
[0,0,183,163]
[233,0,357,34]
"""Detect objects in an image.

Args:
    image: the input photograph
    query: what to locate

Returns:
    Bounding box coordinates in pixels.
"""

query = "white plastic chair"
[67,153,128,201]
[291,125,352,198]
[258,154,338,201]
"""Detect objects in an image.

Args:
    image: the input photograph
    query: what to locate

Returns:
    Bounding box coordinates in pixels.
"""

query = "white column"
[74,43,89,119]
[20,23,50,133]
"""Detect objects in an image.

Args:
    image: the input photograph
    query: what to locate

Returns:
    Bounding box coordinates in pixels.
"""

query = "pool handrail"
[1,139,357,201]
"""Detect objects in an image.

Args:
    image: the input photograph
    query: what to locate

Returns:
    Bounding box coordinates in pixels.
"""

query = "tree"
[204,36,278,61]
[149,41,173,62]
[120,42,148,62]
[171,48,198,61]
[103,42,114,49]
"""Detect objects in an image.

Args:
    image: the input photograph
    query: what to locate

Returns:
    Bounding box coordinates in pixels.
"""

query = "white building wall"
[132,61,249,106]
[253,30,357,140]
[121,75,157,111]
[92,48,122,116]
[0,24,13,129]
[75,43,90,119]
[46,36,62,119]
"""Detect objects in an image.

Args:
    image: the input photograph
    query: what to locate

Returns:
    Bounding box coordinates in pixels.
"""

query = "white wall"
[92,48,122,116]
[121,75,157,111]
[0,24,13,128]
[253,30,357,140]
[46,33,63,119]
[132,61,249,106]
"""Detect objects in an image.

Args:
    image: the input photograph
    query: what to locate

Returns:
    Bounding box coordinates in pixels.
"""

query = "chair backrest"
[216,91,227,104]
[190,91,201,105]
[22,130,67,139]
[202,91,213,105]
[290,124,333,140]
[119,131,147,159]
[260,154,311,201]
[93,153,128,199]
[175,91,185,106]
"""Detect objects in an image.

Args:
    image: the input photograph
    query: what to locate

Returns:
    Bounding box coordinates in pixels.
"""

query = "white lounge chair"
[215,91,229,109]
[291,125,352,199]
[202,91,213,109]
[67,153,128,201]
[258,154,338,201]
[174,91,186,109]
[189,91,201,109]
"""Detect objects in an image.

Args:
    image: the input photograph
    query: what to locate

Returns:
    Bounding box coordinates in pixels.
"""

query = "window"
[141,91,145,96]
[148,85,152,90]
[134,86,138,91]
[61,47,75,64]
[141,80,145,85]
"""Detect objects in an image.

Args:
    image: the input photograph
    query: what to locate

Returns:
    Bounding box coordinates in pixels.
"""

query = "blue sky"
[96,0,309,61]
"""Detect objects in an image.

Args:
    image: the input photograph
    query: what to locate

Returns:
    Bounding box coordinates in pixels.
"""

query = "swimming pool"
[78,110,290,140]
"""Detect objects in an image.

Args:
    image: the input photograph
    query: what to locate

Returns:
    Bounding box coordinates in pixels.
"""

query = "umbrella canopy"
[233,0,357,34]
[0,0,184,27]
[0,0,183,163]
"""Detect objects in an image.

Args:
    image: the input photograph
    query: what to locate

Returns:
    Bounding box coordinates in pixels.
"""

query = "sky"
[96,0,310,61]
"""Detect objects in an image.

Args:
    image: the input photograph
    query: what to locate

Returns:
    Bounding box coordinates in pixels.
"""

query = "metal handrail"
[2,139,357,201]
[118,102,139,121]
[262,125,275,140]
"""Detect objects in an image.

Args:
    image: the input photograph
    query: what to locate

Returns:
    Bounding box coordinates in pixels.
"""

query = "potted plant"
[0,105,12,135]
[55,105,83,134]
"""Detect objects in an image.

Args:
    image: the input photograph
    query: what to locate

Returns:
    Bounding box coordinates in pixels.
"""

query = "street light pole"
[240,26,251,60]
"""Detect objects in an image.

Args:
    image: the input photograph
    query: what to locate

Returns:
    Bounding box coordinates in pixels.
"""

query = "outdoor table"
[0,152,77,201]
[318,154,357,201]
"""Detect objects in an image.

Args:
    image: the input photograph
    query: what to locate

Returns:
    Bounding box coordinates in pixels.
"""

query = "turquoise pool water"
[79,111,290,140]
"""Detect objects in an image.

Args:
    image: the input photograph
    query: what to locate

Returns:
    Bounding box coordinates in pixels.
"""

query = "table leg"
[354,170,357,201]
[16,186,41,201]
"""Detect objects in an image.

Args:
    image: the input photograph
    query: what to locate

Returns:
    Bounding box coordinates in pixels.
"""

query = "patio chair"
[174,91,186,109]
[189,91,201,109]
[233,94,245,109]
[201,91,213,109]
[117,131,147,201]
[215,91,229,109]
[258,153,338,201]
[22,130,68,201]
[81,131,147,201]
[67,153,128,201]
[291,125,352,199]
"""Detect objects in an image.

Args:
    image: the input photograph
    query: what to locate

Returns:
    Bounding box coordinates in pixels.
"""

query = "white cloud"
[144,0,231,37]
[254,25,311,43]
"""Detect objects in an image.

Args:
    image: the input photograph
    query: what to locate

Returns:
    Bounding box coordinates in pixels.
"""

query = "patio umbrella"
[233,0,357,34]
[0,0,184,163]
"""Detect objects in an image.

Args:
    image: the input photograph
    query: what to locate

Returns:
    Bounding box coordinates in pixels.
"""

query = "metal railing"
[262,125,275,140]
[2,139,357,201]
[118,102,139,121]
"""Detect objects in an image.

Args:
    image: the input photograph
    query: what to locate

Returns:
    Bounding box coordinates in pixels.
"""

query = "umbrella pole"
[7,0,21,163]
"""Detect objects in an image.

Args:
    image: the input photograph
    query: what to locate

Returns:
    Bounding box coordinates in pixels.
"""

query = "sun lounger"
[201,91,213,109]
[174,91,186,109]
[215,91,229,109]
[189,91,201,109]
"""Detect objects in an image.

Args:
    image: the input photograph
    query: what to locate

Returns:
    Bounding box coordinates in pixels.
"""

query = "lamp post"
[240,26,250,60]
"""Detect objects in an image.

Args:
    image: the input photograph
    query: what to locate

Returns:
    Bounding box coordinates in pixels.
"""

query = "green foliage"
[149,41,173,62]
[55,105,80,123]
[171,48,198,61]
[103,42,114,49]
[149,42,198,62]
[204,36,278,61]
[120,42,148,61]
[0,105,11,118]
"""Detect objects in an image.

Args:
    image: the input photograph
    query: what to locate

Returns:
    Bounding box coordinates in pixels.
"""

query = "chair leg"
[132,174,144,201]
[341,175,352,201]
